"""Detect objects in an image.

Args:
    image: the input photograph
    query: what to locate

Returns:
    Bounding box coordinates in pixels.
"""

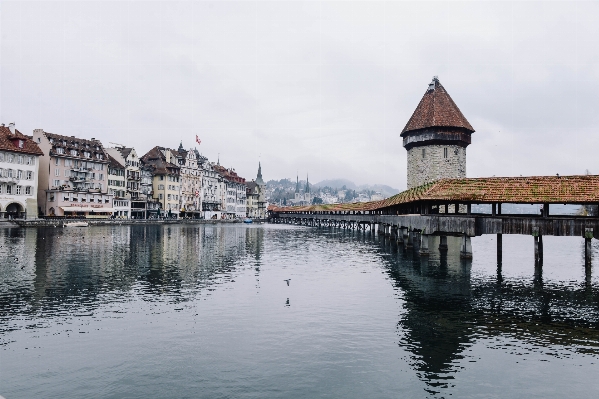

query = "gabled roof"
[141,146,179,175]
[0,126,43,156]
[107,153,125,169]
[118,147,133,159]
[401,77,474,136]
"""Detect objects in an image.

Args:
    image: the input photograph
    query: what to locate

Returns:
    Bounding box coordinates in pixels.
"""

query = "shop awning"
[60,206,115,213]
[60,206,88,212]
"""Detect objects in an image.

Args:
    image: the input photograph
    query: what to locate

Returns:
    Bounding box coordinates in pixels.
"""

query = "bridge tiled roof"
[401,77,474,136]
[270,175,599,213]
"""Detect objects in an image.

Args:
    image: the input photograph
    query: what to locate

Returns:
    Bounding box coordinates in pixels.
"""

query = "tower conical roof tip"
[401,77,474,136]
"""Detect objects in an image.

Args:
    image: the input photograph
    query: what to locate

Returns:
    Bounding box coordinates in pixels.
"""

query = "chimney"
[8,122,15,135]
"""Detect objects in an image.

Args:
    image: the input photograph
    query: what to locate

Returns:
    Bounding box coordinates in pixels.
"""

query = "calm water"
[1,224,598,398]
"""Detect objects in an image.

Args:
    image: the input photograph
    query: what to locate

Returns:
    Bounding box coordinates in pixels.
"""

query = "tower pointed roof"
[401,77,474,136]
[256,162,264,185]
[295,174,300,193]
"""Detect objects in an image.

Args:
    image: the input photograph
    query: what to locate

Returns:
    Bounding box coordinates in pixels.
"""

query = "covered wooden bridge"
[269,175,599,268]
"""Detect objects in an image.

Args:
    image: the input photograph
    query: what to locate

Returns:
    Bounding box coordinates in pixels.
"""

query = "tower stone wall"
[407,145,466,189]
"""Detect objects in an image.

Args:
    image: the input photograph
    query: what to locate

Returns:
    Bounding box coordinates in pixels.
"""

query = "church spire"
[305,174,310,193]
[295,174,300,193]
[256,162,264,185]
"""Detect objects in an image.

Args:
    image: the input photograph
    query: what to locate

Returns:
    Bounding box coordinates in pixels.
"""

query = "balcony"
[71,167,92,173]
[0,176,19,184]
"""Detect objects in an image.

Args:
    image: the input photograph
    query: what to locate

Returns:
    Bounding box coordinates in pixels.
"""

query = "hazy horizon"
[2,1,598,190]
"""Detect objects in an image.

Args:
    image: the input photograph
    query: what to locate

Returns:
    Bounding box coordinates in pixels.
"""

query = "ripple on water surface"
[0,224,598,398]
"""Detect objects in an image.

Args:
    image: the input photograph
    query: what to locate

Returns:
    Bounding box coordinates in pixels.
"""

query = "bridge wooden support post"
[397,228,404,244]
[538,234,543,263]
[533,232,541,265]
[419,234,430,256]
[406,229,414,249]
[497,233,503,265]
[585,228,593,271]
[460,235,473,259]
[439,235,448,251]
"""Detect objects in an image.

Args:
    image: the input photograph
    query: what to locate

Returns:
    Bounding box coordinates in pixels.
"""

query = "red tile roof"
[0,126,43,156]
[401,77,474,136]
[271,175,599,213]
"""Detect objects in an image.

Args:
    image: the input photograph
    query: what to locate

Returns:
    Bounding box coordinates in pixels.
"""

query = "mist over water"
[1,224,598,398]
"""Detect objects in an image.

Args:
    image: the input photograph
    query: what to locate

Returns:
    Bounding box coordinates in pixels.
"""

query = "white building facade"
[0,123,43,219]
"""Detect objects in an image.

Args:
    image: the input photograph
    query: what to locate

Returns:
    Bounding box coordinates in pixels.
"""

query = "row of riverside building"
[0,123,267,220]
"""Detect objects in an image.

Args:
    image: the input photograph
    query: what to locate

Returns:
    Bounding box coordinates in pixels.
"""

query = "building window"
[8,154,14,163]
[444,148,448,158]
[6,185,12,194]
[159,194,163,200]
[55,158,60,166]
[17,170,23,179]
[18,141,24,148]
[422,149,425,159]
[18,155,23,164]
[25,186,31,195]
[26,157,33,165]
[0,184,2,194]
[0,153,3,161]
[16,186,22,195]
[56,148,64,154]
[55,168,60,176]
[167,194,171,200]
[158,184,164,190]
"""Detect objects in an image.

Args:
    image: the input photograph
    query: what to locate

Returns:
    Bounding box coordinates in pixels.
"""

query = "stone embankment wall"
[10,219,268,227]
[407,144,466,189]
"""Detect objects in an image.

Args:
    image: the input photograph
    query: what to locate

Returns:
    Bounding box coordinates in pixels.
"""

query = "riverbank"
[2,219,268,228]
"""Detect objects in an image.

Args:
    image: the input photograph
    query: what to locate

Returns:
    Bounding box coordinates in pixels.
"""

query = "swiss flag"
[196,135,201,145]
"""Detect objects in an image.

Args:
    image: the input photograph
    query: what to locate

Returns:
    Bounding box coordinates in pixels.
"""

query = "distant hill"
[357,184,400,197]
[313,179,400,198]
[313,179,357,190]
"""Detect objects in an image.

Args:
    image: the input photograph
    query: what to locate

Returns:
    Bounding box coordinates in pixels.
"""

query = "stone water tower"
[401,77,475,189]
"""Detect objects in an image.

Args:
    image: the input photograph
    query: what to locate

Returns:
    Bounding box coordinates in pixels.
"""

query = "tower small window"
[444,148,448,158]
[422,149,425,159]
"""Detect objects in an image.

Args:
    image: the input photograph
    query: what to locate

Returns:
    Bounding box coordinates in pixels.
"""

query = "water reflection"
[370,232,599,393]
[1,225,598,397]
[0,225,265,337]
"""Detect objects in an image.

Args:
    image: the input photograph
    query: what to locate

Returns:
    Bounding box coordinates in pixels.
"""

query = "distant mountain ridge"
[313,179,400,197]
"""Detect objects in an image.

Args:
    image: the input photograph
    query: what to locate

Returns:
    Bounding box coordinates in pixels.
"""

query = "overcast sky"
[1,1,598,190]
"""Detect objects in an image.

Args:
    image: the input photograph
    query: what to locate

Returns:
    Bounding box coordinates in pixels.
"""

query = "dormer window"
[71,150,77,156]
[84,151,91,158]
[18,140,24,148]
[56,148,64,154]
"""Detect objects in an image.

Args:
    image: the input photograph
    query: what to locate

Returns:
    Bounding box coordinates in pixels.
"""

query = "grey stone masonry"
[407,144,466,189]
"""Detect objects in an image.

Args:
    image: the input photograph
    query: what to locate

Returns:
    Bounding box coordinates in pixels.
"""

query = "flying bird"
[284,279,291,286]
